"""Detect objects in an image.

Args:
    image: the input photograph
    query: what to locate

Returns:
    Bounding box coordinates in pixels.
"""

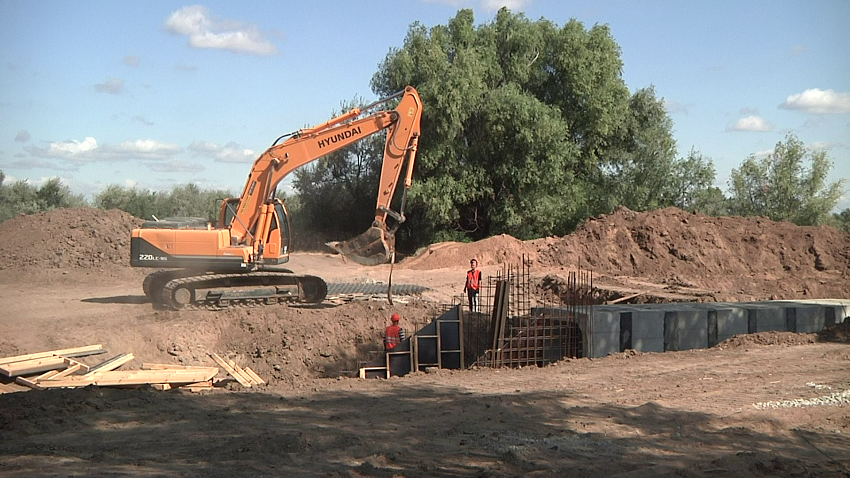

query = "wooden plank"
[62,358,90,373]
[181,380,214,392]
[141,363,216,370]
[607,291,646,305]
[0,382,23,393]
[209,353,252,387]
[227,359,257,386]
[0,345,104,366]
[35,369,63,382]
[14,376,42,389]
[243,367,266,385]
[49,363,83,380]
[85,353,134,375]
[38,369,217,388]
[0,356,68,377]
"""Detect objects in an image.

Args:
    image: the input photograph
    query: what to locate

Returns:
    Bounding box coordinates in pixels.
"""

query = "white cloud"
[728,115,773,132]
[25,137,182,163]
[49,137,99,156]
[165,5,277,56]
[751,149,773,159]
[482,0,532,10]
[15,130,30,142]
[663,99,689,115]
[148,160,205,173]
[123,55,140,67]
[94,78,125,94]
[188,141,256,163]
[779,88,850,114]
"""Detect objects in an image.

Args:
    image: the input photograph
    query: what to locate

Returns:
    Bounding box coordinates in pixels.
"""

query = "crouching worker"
[384,313,406,351]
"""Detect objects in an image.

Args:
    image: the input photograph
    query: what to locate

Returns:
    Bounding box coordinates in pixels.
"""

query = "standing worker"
[384,313,406,351]
[464,258,482,313]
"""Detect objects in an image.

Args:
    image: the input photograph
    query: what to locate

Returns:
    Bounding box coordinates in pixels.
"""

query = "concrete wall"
[710,305,748,344]
[582,299,846,358]
[663,307,708,351]
[625,308,665,353]
[585,307,622,358]
[741,303,786,333]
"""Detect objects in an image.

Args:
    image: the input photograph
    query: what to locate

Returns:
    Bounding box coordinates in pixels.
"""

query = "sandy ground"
[0,252,849,477]
[1,206,849,477]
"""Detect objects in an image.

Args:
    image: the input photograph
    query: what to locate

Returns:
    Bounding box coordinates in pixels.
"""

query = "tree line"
[1,9,847,245]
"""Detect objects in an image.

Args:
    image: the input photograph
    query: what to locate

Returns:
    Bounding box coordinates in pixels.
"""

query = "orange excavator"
[130,86,422,309]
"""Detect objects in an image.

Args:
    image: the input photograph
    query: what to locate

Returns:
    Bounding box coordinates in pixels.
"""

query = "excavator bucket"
[326,226,394,266]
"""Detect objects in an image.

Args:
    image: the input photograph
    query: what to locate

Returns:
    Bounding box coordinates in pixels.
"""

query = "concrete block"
[745,304,786,332]
[790,305,825,333]
[582,308,623,358]
[664,308,708,351]
[625,309,664,353]
[588,331,620,358]
[590,307,622,332]
[712,306,748,343]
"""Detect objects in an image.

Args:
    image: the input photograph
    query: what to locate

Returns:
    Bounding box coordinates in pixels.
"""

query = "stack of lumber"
[0,345,263,393]
[210,353,265,387]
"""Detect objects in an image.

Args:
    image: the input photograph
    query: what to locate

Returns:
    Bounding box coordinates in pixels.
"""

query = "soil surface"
[1,207,849,477]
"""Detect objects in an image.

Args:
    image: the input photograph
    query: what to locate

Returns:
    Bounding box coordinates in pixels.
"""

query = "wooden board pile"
[0,345,264,394]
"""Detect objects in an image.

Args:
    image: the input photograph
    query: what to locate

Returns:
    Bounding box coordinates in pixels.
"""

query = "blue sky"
[1,0,848,211]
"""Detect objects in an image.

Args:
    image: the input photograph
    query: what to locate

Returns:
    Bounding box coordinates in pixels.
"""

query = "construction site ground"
[1,207,849,477]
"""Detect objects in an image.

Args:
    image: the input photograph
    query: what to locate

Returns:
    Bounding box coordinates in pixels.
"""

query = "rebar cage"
[462,256,593,368]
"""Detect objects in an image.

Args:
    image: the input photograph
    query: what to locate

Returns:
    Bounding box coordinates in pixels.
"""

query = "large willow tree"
[371,8,704,247]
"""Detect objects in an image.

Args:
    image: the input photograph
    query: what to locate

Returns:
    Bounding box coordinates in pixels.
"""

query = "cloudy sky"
[1,0,848,209]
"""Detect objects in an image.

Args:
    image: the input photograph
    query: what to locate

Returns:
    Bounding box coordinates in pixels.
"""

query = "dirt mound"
[3,206,848,301]
[535,206,850,276]
[401,206,850,301]
[0,208,142,271]
[818,320,850,343]
[716,331,818,348]
[400,234,534,270]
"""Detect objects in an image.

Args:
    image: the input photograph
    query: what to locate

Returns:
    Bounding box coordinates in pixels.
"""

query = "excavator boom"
[229,86,422,264]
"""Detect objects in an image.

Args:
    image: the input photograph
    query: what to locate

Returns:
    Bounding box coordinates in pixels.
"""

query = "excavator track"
[147,271,327,310]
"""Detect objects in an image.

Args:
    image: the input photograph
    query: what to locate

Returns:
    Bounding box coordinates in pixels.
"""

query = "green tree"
[34,177,86,210]
[94,185,159,219]
[93,183,231,222]
[728,134,845,225]
[0,172,87,223]
[825,208,850,232]
[663,149,721,212]
[371,8,682,247]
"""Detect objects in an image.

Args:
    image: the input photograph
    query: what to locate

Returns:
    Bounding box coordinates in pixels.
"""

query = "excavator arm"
[225,86,421,265]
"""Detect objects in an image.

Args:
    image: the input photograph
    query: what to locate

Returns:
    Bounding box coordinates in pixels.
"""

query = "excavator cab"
[218,197,291,264]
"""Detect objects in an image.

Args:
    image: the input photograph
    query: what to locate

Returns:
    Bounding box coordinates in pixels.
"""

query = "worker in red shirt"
[384,313,406,351]
[464,258,482,312]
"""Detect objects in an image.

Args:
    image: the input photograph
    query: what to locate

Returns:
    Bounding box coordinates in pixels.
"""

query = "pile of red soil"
[818,320,850,343]
[0,208,142,271]
[402,206,850,300]
[716,331,818,348]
